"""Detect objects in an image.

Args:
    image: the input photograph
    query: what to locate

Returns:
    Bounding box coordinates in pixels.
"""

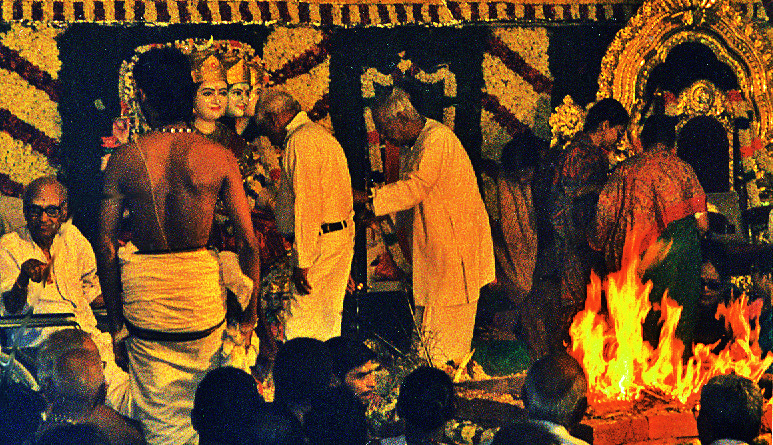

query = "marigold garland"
[0,108,58,160]
[486,32,552,95]
[0,44,61,102]
[0,131,57,186]
[0,23,62,79]
[481,93,528,137]
[481,27,552,160]
[262,27,324,73]
[0,69,62,139]
[268,34,331,86]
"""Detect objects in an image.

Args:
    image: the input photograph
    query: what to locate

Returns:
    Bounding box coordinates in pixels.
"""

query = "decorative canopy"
[0,0,766,25]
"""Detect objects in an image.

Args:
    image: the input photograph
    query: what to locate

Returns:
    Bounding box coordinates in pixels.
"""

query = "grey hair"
[374,87,421,121]
[37,329,94,395]
[255,89,301,124]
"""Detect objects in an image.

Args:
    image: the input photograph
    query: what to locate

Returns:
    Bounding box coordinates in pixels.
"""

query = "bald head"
[38,329,99,397]
[372,88,424,147]
[23,176,67,208]
[52,348,106,414]
[373,87,421,122]
[256,90,300,120]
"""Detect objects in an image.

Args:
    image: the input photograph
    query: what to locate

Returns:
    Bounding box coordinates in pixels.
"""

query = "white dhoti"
[284,225,354,341]
[416,300,478,367]
[119,245,227,445]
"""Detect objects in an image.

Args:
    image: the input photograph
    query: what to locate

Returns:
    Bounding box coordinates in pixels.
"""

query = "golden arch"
[597,0,773,143]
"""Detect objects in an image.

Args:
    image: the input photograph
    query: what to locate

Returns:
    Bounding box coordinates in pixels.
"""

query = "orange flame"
[570,231,773,408]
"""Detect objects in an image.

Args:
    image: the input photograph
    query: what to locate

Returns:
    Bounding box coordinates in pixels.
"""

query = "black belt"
[321,220,348,234]
[124,318,225,343]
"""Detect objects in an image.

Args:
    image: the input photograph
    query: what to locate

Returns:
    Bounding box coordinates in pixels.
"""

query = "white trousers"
[415,300,478,367]
[284,225,354,341]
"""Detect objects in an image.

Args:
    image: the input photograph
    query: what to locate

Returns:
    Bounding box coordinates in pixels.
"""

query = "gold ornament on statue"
[225,57,250,85]
[189,51,227,84]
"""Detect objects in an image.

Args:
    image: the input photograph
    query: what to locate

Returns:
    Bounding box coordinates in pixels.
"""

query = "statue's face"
[226,82,251,118]
[193,80,228,122]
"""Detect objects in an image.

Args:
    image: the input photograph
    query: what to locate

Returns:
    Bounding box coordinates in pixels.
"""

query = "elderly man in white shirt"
[0,176,130,414]
[257,90,354,341]
[356,88,495,367]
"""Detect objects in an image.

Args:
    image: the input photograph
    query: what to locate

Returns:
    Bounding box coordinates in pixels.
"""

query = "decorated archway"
[598,0,773,206]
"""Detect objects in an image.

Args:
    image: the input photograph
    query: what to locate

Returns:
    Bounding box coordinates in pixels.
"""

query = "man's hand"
[111,326,130,372]
[20,259,48,283]
[292,266,311,295]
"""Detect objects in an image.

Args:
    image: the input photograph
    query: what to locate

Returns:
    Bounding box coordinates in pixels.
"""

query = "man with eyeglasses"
[0,177,136,411]
[0,176,103,348]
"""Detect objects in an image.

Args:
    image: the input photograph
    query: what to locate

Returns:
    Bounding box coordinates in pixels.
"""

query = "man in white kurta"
[364,88,495,366]
[0,177,130,414]
[259,90,354,341]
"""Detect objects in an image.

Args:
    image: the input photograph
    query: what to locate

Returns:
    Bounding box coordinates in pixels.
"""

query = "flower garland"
[0,23,61,192]
[0,23,62,81]
[0,69,62,139]
[0,131,57,186]
[262,27,331,130]
[727,90,773,208]
[548,95,586,149]
[481,27,551,160]
[262,27,324,73]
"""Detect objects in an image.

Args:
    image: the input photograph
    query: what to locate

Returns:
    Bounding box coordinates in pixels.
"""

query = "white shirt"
[372,119,495,307]
[276,111,353,268]
[0,221,100,347]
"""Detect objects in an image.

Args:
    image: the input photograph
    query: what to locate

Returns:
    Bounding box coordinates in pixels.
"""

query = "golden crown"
[225,57,250,85]
[189,51,227,84]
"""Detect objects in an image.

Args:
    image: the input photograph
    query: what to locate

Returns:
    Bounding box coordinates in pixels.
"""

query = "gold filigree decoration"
[597,0,773,144]
[673,80,732,134]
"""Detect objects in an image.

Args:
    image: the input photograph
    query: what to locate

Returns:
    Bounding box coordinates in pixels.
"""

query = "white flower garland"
[0,70,62,139]
[1,23,63,79]
[0,132,57,185]
[262,27,324,73]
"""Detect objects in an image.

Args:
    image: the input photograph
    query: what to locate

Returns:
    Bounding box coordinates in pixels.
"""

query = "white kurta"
[0,222,131,415]
[372,119,495,308]
[0,222,101,346]
[372,119,495,365]
[276,111,354,340]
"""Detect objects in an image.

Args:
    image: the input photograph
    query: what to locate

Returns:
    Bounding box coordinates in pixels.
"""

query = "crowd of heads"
[0,328,144,445]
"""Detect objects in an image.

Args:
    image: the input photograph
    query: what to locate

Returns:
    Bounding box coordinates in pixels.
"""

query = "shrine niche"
[597,0,773,207]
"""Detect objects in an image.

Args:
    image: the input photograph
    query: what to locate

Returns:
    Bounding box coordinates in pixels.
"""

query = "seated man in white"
[0,176,130,414]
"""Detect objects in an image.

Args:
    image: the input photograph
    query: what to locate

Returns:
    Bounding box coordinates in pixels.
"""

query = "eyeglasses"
[26,204,64,219]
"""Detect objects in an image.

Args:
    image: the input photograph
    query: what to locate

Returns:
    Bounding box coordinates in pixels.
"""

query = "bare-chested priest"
[96,47,271,445]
